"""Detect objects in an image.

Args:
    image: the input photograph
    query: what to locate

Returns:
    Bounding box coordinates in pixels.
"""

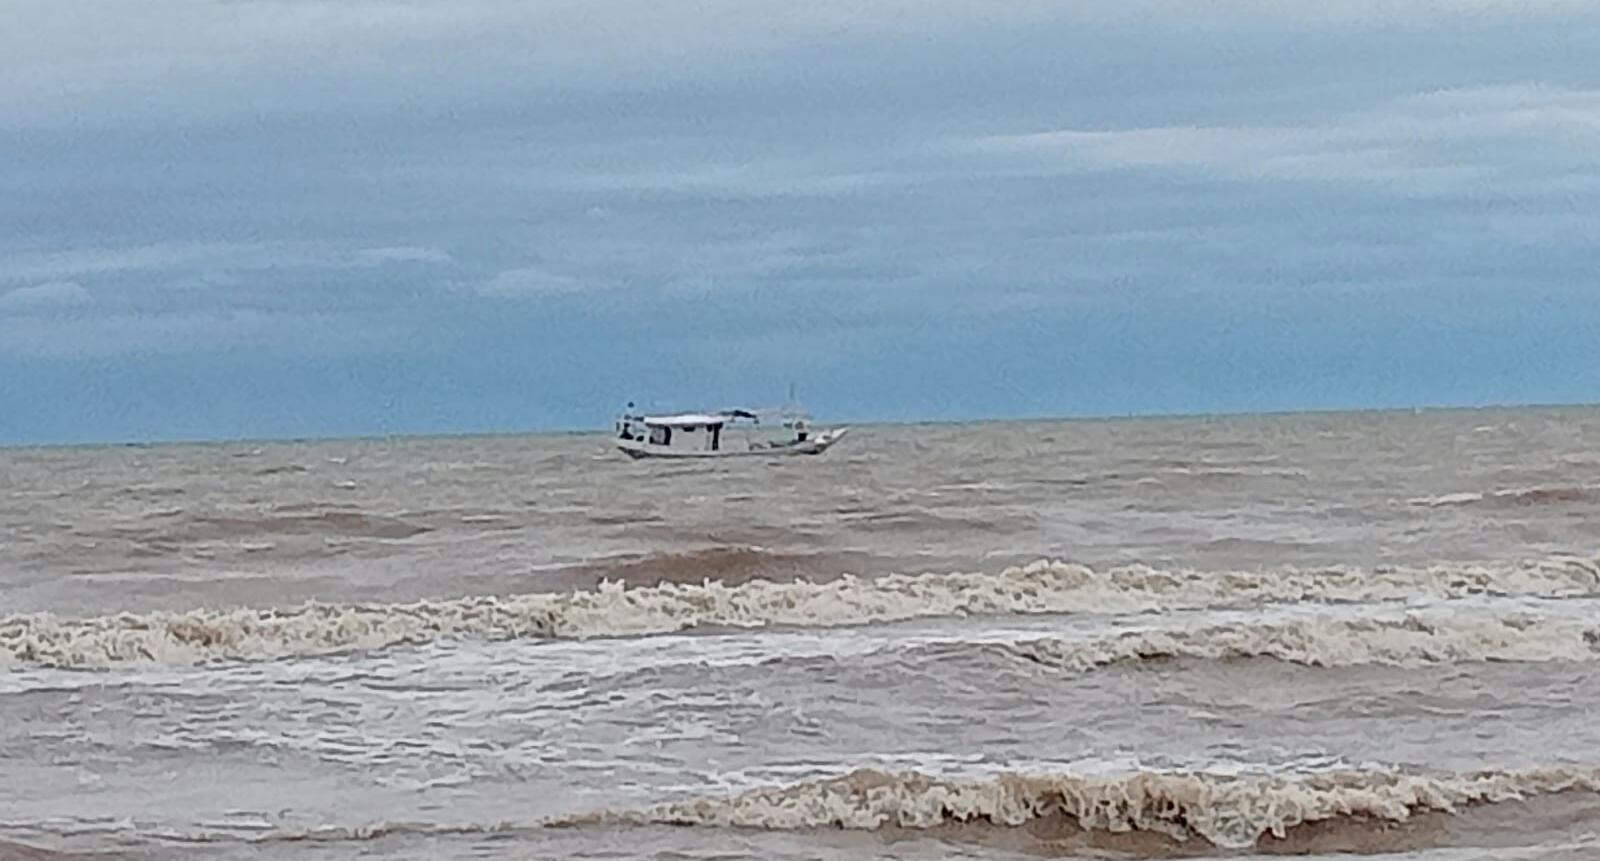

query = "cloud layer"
[2,1,1599,442]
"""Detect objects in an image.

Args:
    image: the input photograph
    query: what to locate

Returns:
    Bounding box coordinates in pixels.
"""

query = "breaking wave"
[3,556,1598,669]
[918,611,1600,672]
[563,766,1600,850]
[48,766,1600,854]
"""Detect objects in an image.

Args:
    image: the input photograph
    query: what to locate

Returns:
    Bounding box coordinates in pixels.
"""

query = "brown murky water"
[3,407,1600,859]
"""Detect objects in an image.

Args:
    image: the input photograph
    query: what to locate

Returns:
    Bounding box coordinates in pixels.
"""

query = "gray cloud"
[969,85,1600,191]
[350,246,454,267]
[0,280,90,310]
[0,241,457,286]
[479,267,594,297]
[0,309,402,359]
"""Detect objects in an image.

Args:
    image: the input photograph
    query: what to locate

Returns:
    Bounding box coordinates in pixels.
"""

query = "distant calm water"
[4,407,1600,859]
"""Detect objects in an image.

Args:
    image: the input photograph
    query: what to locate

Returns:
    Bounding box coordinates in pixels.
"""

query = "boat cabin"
[640,413,734,452]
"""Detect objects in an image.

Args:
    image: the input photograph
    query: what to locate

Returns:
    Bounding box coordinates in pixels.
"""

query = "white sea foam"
[2,556,1597,669]
[972,610,1600,671]
[48,766,1600,852]
[570,765,1600,849]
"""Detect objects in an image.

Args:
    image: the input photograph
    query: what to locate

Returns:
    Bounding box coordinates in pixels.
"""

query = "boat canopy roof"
[641,412,743,428]
[637,407,802,428]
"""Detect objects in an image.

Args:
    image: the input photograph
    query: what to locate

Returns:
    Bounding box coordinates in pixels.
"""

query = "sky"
[2,0,1599,444]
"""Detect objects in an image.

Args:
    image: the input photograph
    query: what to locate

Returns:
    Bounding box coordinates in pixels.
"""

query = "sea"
[3,406,1600,860]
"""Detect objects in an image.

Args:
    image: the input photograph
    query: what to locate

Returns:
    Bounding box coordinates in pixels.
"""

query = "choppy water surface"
[3,407,1600,859]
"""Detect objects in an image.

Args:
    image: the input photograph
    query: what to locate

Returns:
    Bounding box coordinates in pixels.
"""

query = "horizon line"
[4,398,1597,451]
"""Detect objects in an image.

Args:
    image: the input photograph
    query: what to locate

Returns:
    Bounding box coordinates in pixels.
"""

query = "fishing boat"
[613,404,848,459]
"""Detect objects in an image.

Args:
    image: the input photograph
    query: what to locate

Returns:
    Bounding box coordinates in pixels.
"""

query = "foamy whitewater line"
[553,608,1600,683]
[3,556,1598,669]
[60,765,1600,850]
[565,766,1600,849]
[921,610,1600,672]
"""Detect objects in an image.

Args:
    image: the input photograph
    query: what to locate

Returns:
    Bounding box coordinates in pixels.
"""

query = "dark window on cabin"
[650,426,671,446]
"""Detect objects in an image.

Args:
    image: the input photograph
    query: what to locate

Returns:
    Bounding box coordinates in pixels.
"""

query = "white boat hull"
[617,428,848,460]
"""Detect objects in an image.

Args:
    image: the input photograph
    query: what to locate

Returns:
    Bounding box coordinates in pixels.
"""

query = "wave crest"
[979,611,1600,671]
[20,767,1600,852]
[569,766,1600,849]
[3,555,1597,668]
